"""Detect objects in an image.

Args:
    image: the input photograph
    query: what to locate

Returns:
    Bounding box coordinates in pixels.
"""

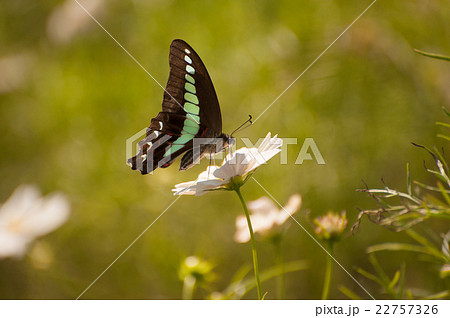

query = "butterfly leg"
[208,155,212,178]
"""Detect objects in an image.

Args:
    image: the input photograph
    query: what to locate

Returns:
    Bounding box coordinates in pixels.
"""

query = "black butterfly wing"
[128,39,223,174]
[164,39,223,133]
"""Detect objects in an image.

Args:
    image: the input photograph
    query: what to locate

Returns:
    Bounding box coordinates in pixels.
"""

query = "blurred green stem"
[182,275,196,300]
[321,242,334,300]
[236,188,263,300]
[273,237,285,299]
[413,49,450,61]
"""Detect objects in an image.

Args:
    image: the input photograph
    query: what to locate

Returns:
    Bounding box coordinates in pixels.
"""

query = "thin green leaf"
[433,145,449,172]
[365,188,421,205]
[411,143,440,166]
[414,49,450,61]
[229,265,252,284]
[419,290,450,300]
[437,134,450,141]
[438,182,450,206]
[406,163,411,195]
[443,107,450,118]
[436,122,450,129]
[388,270,400,290]
[414,181,450,193]
[397,263,406,300]
[406,290,414,299]
[369,254,390,286]
[406,229,446,261]
[338,285,362,300]
[224,260,308,299]
[356,268,382,285]
[367,243,440,258]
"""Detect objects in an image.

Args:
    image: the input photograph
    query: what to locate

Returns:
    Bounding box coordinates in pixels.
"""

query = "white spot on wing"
[159,122,163,130]
[185,48,190,54]
[186,65,195,74]
[184,55,192,64]
[154,131,160,137]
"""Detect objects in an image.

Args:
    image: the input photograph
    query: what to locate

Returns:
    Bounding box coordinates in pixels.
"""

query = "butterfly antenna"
[230,115,253,137]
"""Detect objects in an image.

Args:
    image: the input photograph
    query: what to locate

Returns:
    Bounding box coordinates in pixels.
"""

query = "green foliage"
[352,110,450,299]
[215,260,308,300]
[354,109,450,232]
[1,0,450,299]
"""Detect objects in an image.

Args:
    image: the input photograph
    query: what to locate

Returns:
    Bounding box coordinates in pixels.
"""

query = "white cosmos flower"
[234,194,302,243]
[172,132,283,196]
[0,185,70,259]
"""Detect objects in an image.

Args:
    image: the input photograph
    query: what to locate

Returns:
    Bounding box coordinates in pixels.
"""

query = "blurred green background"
[0,0,449,299]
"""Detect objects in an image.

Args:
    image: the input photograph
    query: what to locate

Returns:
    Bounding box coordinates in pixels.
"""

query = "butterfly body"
[128,39,232,174]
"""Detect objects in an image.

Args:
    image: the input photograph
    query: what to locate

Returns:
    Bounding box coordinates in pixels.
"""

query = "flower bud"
[313,211,348,241]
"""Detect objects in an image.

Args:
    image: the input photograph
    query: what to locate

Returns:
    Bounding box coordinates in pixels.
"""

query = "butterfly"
[128,39,243,175]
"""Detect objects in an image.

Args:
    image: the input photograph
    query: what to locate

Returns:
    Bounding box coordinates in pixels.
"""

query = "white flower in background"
[0,53,34,94]
[234,194,302,243]
[47,0,105,44]
[0,185,70,259]
[173,132,283,196]
[313,211,348,241]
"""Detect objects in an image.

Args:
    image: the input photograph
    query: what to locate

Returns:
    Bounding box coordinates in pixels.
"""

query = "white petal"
[215,149,257,179]
[197,166,221,181]
[247,148,282,172]
[251,213,276,233]
[258,132,272,151]
[19,193,70,237]
[0,231,31,259]
[247,196,278,216]
[231,151,256,176]
[277,194,302,225]
[0,185,41,222]
[172,166,225,196]
[213,159,236,181]
[234,215,250,243]
[258,133,283,153]
[194,179,227,196]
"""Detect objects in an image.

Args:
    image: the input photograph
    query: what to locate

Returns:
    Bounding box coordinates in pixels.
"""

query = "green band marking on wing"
[173,133,195,145]
[185,82,196,94]
[182,125,198,135]
[163,144,184,157]
[183,102,200,115]
[187,113,200,123]
[184,118,199,128]
[185,74,195,84]
[184,92,199,105]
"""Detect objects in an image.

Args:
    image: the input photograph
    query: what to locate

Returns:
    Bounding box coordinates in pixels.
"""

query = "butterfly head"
[220,133,235,150]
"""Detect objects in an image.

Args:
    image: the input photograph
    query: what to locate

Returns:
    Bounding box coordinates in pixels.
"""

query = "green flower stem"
[235,188,263,300]
[321,242,334,300]
[182,275,196,300]
[273,238,285,299]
